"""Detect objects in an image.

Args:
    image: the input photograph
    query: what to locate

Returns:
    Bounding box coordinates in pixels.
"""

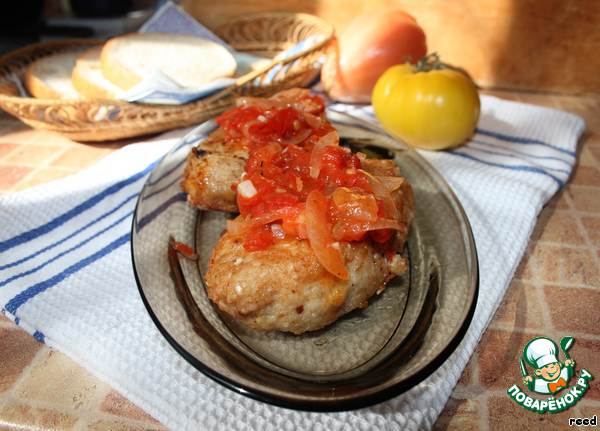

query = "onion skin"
[322,9,427,103]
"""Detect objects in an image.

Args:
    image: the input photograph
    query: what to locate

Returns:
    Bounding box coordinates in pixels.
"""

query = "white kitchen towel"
[0,95,584,430]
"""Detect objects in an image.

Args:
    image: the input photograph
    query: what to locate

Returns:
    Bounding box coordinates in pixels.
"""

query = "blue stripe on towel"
[0,192,138,271]
[0,211,132,288]
[449,150,565,187]
[136,192,187,231]
[142,171,184,202]
[33,330,45,343]
[5,233,130,314]
[330,106,575,158]
[3,190,183,311]
[146,158,186,187]
[475,128,576,157]
[471,139,573,167]
[0,161,157,254]
[463,146,571,175]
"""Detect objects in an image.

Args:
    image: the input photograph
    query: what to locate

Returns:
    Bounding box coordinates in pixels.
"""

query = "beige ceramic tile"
[12,167,75,191]
[0,328,42,393]
[0,165,32,190]
[51,146,112,169]
[545,286,600,335]
[581,216,600,246]
[557,247,600,286]
[477,329,545,390]
[0,126,48,145]
[514,92,560,109]
[578,401,600,420]
[588,144,600,161]
[2,144,66,167]
[568,185,600,213]
[433,398,481,431]
[0,142,17,160]
[513,249,533,281]
[0,400,79,430]
[487,394,578,429]
[491,280,547,330]
[87,420,166,431]
[577,147,598,167]
[570,165,600,187]
[545,188,571,209]
[100,391,160,424]
[517,242,599,286]
[456,356,476,386]
[531,209,585,245]
[13,350,110,411]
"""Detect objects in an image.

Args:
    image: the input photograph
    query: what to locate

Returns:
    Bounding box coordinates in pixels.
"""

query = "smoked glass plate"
[130,116,479,411]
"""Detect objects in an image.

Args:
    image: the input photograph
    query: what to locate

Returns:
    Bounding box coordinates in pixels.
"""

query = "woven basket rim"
[0,12,334,107]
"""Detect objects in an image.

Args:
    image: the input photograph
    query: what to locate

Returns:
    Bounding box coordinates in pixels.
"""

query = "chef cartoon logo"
[507,336,593,414]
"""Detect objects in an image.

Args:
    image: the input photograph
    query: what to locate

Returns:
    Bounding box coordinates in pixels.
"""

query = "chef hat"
[524,337,559,369]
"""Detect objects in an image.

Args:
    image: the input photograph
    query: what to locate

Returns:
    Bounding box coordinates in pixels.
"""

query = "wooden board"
[182,0,600,94]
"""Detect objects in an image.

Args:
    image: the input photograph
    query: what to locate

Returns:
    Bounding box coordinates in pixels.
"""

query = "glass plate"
[131,115,479,411]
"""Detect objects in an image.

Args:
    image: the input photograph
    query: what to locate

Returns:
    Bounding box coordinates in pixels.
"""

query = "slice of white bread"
[100,32,237,91]
[24,51,81,99]
[71,47,122,99]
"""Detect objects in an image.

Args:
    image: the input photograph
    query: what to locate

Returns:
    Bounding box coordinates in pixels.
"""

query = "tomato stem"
[415,53,445,72]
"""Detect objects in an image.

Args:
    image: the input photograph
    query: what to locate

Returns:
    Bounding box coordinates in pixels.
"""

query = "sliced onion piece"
[302,111,322,129]
[309,132,339,179]
[280,127,312,146]
[252,206,302,226]
[377,175,406,192]
[361,170,399,221]
[365,219,403,231]
[228,207,303,237]
[305,190,349,280]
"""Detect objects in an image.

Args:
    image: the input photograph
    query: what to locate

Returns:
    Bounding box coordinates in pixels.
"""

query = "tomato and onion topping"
[217,91,402,279]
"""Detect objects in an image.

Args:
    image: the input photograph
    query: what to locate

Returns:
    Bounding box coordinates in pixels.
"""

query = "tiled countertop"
[0,90,598,430]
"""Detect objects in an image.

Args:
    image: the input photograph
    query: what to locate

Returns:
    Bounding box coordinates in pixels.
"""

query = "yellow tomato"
[372,59,480,150]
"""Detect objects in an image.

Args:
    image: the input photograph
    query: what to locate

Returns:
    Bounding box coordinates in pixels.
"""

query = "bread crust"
[24,67,63,99]
[24,52,80,99]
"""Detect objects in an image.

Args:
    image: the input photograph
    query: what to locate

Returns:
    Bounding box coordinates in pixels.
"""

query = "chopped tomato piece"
[369,228,393,243]
[243,224,275,251]
[171,240,198,260]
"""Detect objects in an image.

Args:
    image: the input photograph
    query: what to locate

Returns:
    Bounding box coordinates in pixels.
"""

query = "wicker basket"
[0,12,334,142]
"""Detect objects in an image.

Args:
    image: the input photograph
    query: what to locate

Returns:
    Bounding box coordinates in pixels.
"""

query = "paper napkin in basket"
[0,96,584,430]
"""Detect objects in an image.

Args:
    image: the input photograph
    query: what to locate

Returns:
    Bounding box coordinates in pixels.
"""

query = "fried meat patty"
[205,231,407,334]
